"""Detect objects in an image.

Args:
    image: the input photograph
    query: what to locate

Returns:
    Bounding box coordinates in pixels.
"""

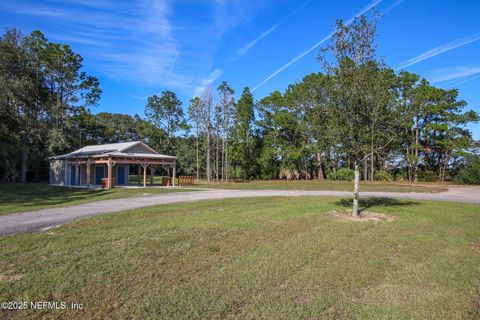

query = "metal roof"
[49,141,176,160]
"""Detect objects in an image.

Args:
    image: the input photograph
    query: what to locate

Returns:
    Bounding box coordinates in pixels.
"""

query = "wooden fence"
[177,176,195,186]
[161,176,195,186]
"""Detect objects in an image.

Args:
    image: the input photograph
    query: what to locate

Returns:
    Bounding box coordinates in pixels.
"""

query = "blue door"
[117,166,126,185]
[70,167,76,185]
[95,166,105,185]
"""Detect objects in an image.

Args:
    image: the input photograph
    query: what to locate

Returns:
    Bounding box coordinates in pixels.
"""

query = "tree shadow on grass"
[0,183,110,208]
[335,197,420,213]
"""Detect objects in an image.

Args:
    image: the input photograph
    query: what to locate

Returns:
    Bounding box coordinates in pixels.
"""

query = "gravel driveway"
[1,186,479,236]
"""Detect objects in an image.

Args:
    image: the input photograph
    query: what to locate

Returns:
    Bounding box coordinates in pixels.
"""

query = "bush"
[419,170,438,182]
[327,168,354,181]
[374,170,392,181]
[455,158,480,184]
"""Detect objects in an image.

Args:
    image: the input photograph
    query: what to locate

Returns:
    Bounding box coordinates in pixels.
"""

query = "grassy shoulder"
[0,197,479,319]
[193,179,450,193]
[0,183,195,215]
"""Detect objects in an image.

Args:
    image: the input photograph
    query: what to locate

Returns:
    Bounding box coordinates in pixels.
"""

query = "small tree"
[318,11,396,216]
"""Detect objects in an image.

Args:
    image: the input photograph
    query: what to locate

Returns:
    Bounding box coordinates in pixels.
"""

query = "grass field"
[194,179,449,193]
[0,183,193,215]
[0,180,448,216]
[0,197,478,319]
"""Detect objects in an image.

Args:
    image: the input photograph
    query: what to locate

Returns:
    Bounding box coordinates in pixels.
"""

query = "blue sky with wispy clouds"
[1,0,479,138]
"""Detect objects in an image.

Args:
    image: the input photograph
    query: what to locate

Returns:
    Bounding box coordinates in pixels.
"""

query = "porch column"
[107,157,113,189]
[172,160,176,187]
[75,162,80,185]
[141,162,149,188]
[86,160,91,188]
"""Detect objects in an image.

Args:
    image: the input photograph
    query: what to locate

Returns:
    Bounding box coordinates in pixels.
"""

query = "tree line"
[1,14,479,185]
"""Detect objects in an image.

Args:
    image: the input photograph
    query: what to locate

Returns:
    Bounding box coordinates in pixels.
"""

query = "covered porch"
[67,155,176,189]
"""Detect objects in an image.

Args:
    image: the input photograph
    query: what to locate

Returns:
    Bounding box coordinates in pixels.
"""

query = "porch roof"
[49,141,176,161]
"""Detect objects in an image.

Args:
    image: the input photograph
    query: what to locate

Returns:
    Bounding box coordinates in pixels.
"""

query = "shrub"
[327,168,354,181]
[419,170,438,182]
[455,158,480,184]
[374,170,392,181]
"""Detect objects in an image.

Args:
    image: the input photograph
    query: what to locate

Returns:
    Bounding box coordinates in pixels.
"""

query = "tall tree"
[0,29,100,182]
[217,81,235,181]
[287,73,336,180]
[145,91,185,155]
[37,32,101,155]
[200,87,214,181]
[188,96,203,180]
[420,87,478,181]
[230,87,255,180]
[395,71,421,181]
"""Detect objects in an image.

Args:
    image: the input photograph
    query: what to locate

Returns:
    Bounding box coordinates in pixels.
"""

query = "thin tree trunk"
[304,158,308,180]
[20,148,28,183]
[195,131,199,180]
[225,140,229,182]
[406,146,411,181]
[221,136,225,182]
[206,129,211,182]
[316,152,324,181]
[216,134,219,182]
[370,145,374,182]
[352,163,360,217]
[414,122,419,182]
[363,158,368,181]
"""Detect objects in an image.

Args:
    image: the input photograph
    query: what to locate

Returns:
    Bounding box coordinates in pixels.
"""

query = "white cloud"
[1,0,182,87]
[395,32,480,70]
[193,69,223,97]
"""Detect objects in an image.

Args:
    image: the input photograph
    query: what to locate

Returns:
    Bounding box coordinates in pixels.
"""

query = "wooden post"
[172,160,176,187]
[107,157,113,189]
[86,160,91,188]
[141,162,149,188]
[352,163,360,217]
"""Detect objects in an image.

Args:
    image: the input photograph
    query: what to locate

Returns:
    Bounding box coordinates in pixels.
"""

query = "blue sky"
[1,0,479,138]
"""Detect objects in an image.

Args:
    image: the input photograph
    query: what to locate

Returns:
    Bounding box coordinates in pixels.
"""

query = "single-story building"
[49,141,176,188]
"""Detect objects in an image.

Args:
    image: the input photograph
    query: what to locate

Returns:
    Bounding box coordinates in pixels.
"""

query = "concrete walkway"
[1,186,479,236]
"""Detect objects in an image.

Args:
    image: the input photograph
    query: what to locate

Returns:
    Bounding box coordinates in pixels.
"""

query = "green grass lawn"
[194,179,449,193]
[0,183,194,215]
[0,197,479,319]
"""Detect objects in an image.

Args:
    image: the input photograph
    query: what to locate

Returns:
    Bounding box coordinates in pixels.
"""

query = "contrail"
[237,23,281,56]
[167,50,180,78]
[382,0,406,15]
[252,0,382,92]
[445,73,480,89]
[395,32,480,71]
[237,0,312,57]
